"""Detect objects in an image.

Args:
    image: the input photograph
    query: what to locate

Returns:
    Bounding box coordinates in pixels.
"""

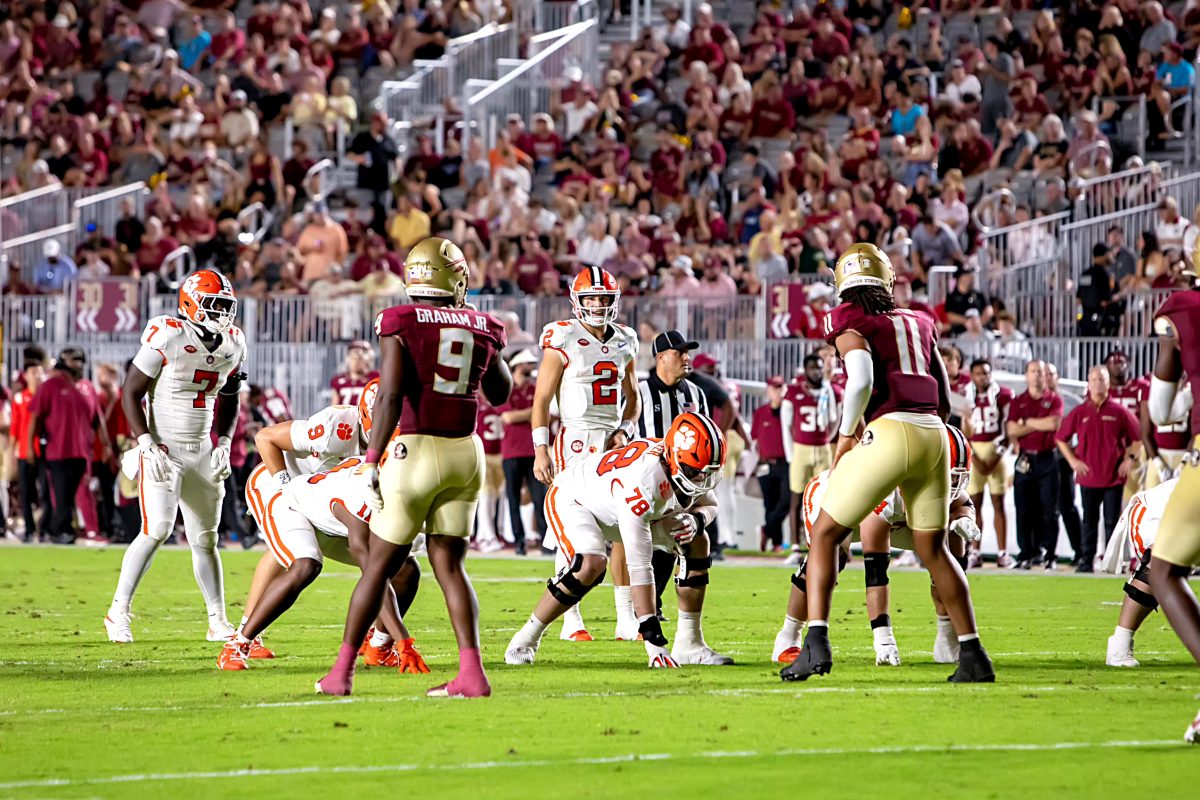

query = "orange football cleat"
[777,646,801,665]
[247,637,274,659]
[218,641,249,671]
[566,629,594,642]
[358,628,376,656]
[362,642,402,667]
[398,639,430,674]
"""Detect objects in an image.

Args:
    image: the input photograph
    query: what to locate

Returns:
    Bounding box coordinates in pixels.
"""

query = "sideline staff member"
[1006,359,1062,569]
[751,376,790,551]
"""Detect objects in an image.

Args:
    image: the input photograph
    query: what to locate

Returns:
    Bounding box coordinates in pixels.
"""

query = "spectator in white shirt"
[1155,196,1194,258]
[575,215,618,267]
[957,309,997,362]
[219,90,260,154]
[563,92,598,140]
[942,59,982,107]
[994,311,1033,373]
[654,0,691,51]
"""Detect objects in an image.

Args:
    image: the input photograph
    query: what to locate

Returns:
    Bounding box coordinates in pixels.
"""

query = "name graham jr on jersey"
[414,307,490,329]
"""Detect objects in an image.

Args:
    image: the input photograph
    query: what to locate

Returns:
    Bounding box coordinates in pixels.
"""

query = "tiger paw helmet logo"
[860,430,874,446]
[335,423,354,441]
[673,425,697,451]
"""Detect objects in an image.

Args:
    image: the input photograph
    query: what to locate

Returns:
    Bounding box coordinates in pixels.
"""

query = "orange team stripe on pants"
[554,431,565,472]
[138,454,150,536]
[263,494,295,566]
[545,486,574,560]
[247,467,293,567]
[1130,499,1148,555]
[802,476,821,537]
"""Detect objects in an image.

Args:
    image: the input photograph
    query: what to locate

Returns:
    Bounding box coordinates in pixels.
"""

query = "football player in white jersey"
[218,453,428,673]
[1101,477,1179,668]
[508,413,728,668]
[234,378,423,667]
[531,267,641,641]
[105,270,247,643]
[773,426,980,669]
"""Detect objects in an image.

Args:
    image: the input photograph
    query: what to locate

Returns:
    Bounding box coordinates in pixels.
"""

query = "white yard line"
[0,739,1183,790]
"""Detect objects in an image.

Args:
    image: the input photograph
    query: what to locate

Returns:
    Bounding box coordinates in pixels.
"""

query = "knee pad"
[147,520,174,543]
[1133,548,1153,584]
[546,554,604,607]
[837,547,849,574]
[189,530,218,553]
[790,556,808,593]
[863,552,890,588]
[1124,581,1159,611]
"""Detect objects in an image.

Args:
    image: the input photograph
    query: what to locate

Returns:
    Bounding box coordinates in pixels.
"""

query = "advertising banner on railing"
[768,283,809,339]
[73,279,140,334]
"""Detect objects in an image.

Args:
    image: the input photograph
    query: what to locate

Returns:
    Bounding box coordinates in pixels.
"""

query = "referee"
[637,329,710,613]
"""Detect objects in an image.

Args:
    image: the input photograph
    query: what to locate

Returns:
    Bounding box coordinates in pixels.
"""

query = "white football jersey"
[282,456,373,539]
[801,469,903,543]
[1109,477,1177,567]
[540,319,638,431]
[285,404,363,475]
[556,438,711,539]
[131,315,247,443]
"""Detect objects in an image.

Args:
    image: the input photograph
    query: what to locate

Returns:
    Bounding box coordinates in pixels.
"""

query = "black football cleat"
[780,630,832,681]
[947,642,995,683]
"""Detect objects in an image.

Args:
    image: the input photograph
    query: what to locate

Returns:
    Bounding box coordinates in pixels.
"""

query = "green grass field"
[0,547,1196,798]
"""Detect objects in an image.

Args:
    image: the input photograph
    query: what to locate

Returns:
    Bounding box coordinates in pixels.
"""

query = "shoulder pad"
[375,305,414,338]
[141,315,185,347]
[823,303,863,345]
[540,319,576,351]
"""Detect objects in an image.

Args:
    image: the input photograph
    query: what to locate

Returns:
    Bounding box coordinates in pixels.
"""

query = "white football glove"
[645,641,680,669]
[949,515,982,543]
[668,513,701,546]
[210,437,233,482]
[137,434,174,483]
[356,462,383,511]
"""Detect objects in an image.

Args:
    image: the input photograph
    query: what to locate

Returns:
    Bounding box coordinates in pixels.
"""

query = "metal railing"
[1072,161,1166,219]
[1,223,80,287]
[1091,95,1147,161]
[72,182,147,239]
[0,185,71,246]
[463,20,598,148]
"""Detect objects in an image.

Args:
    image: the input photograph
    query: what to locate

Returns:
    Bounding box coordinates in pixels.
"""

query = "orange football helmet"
[947,424,971,498]
[665,412,726,497]
[570,267,620,327]
[358,377,380,440]
[179,270,237,334]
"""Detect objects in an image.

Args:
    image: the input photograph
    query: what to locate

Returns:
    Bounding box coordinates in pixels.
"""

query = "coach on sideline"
[1006,359,1062,569]
[637,330,710,607]
[751,376,790,551]
[1055,366,1141,573]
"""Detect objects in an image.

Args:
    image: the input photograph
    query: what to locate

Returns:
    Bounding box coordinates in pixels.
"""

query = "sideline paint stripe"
[0,684,1162,718]
[0,740,1182,790]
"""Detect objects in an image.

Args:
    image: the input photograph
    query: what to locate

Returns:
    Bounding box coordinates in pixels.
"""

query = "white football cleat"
[874,640,902,667]
[646,643,679,668]
[672,643,734,666]
[504,645,537,665]
[784,549,804,566]
[933,629,960,664]
[104,611,133,643]
[206,620,237,642]
[614,621,641,641]
[772,628,803,663]
[1186,708,1200,744]
[1105,634,1139,667]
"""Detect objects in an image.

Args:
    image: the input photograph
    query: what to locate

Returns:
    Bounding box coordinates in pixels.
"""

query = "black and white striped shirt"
[637,369,710,438]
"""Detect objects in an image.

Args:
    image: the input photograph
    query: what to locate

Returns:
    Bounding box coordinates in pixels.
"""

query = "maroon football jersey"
[375,304,506,438]
[1154,290,1200,432]
[1108,376,1148,419]
[261,387,293,425]
[967,384,1013,442]
[824,303,941,421]
[476,399,503,455]
[330,371,379,407]
[783,381,840,445]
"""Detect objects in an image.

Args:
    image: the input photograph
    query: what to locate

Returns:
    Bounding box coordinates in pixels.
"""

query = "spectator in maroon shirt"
[135,217,181,278]
[1056,366,1141,572]
[751,83,797,140]
[350,232,402,281]
[26,348,109,545]
[940,120,994,178]
[684,25,725,72]
[211,10,246,71]
[513,232,556,294]
[282,139,316,211]
[751,375,790,550]
[650,131,685,203]
[811,17,849,63]
[497,351,545,555]
[516,114,562,168]
[42,15,80,74]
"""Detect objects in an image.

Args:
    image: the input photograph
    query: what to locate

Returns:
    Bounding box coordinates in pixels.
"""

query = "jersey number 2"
[434,328,475,395]
[191,369,220,409]
[592,361,619,405]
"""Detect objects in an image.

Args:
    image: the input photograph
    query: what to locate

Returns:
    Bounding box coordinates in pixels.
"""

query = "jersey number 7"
[191,369,220,409]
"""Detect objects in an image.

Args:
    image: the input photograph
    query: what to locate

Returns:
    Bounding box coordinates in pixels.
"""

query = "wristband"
[365,447,381,464]
[618,421,637,440]
[533,427,550,448]
[273,470,291,485]
[217,436,232,450]
[138,433,154,449]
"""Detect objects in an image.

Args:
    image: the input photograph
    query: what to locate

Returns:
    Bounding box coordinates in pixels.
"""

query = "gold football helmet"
[833,243,894,293]
[404,237,468,307]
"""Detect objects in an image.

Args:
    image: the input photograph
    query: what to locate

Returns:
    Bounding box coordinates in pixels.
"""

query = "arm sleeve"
[617,508,655,587]
[838,349,874,437]
[1149,376,1181,426]
[780,399,794,463]
[687,491,719,527]
[131,345,166,379]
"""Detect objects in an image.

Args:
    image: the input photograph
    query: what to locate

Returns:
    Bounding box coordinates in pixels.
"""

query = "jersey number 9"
[433,328,475,395]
